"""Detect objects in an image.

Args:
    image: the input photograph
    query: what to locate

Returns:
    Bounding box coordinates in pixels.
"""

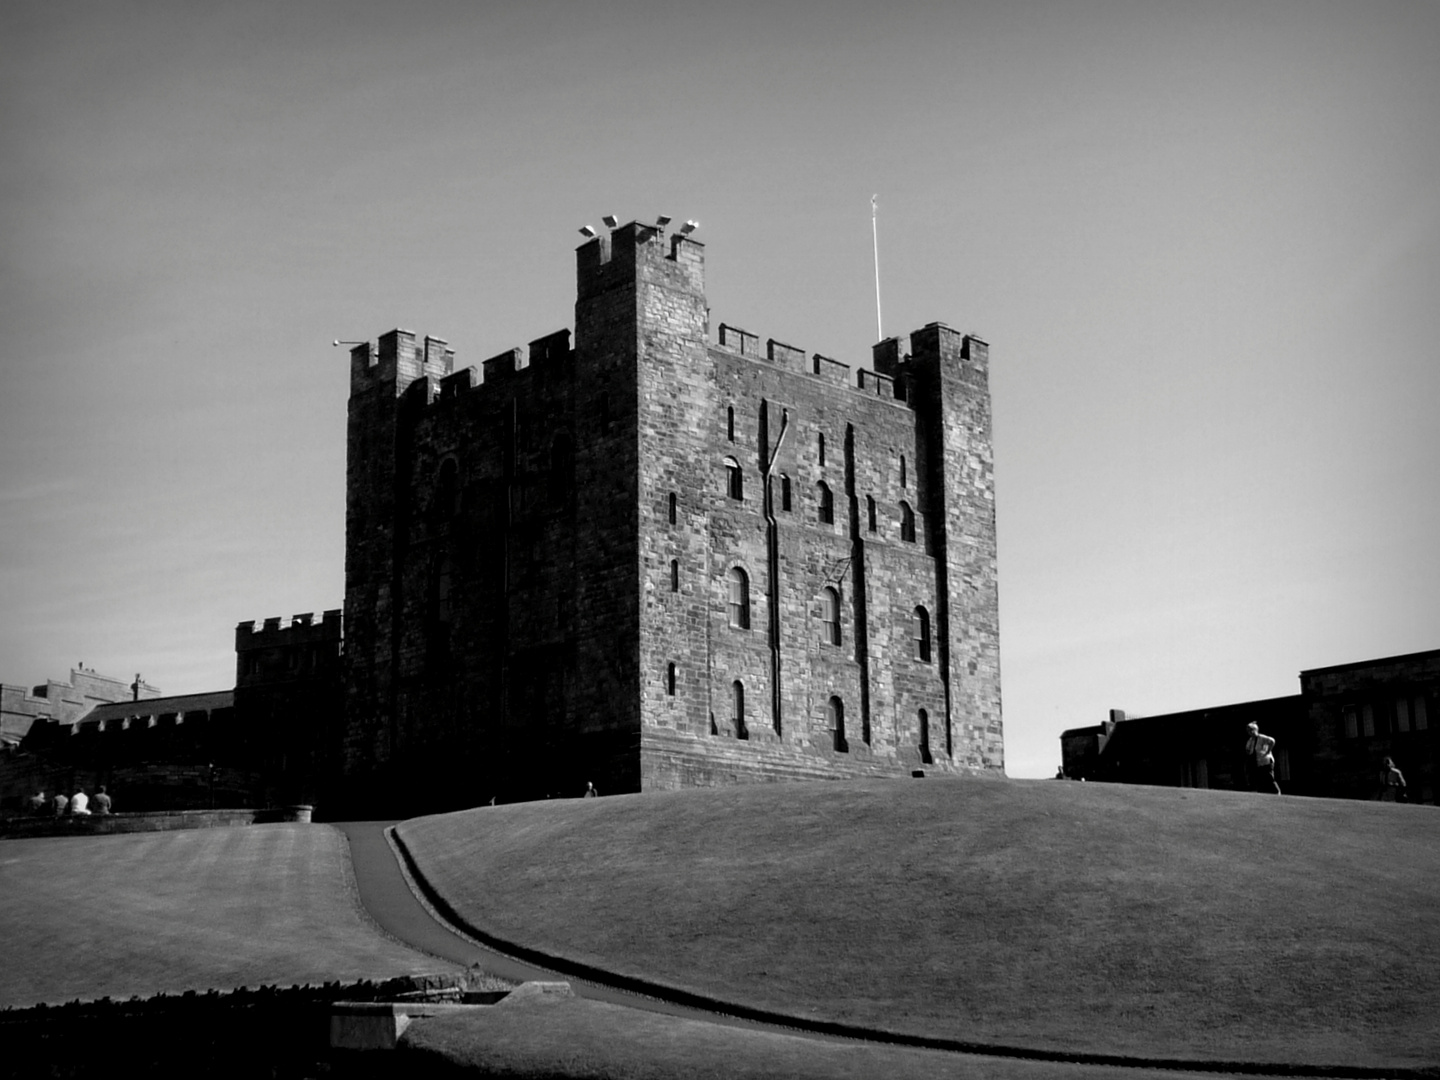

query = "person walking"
[1245,722,1281,794]
[1378,757,1407,802]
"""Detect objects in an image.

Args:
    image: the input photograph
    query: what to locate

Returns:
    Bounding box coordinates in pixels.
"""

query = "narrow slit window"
[900,454,907,489]
[670,559,679,592]
[866,495,877,533]
[727,406,735,443]
[733,681,748,739]
[666,662,677,697]
[728,567,750,629]
[781,474,792,512]
[818,432,826,465]
[829,696,847,753]
[918,708,933,764]
[818,482,833,524]
[668,492,677,524]
[913,606,932,662]
[821,587,841,646]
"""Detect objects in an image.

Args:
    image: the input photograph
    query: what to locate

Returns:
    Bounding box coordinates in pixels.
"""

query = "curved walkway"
[333,821,769,1026]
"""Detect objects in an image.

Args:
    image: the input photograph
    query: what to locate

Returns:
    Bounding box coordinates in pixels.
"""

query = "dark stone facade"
[234,609,345,806]
[1061,647,1439,803]
[340,221,1002,812]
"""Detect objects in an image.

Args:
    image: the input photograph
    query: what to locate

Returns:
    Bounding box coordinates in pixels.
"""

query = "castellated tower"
[341,221,1000,813]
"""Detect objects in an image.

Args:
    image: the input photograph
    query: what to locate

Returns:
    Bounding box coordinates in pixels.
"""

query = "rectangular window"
[1343,706,1358,739]
[1414,696,1428,731]
[1396,698,1411,733]
[1362,703,1375,738]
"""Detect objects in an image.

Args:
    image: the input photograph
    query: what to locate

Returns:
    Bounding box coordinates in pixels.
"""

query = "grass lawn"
[0,823,451,1008]
[402,989,1259,1080]
[397,778,1440,1071]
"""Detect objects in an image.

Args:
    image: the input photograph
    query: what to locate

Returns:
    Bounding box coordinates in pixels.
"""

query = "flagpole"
[871,194,883,341]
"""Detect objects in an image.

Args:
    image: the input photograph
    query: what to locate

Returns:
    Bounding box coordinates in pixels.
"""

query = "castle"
[340,220,1002,809]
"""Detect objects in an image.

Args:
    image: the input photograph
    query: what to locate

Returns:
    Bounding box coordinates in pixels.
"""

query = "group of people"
[29,786,112,817]
[1246,722,1408,800]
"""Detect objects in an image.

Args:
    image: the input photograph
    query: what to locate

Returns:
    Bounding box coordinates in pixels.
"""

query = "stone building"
[1061,647,1438,803]
[341,219,1002,811]
[0,612,342,813]
[1,667,160,749]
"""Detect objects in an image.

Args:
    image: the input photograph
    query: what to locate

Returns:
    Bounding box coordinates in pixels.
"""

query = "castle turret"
[573,222,709,791]
[907,323,1002,768]
[344,331,453,788]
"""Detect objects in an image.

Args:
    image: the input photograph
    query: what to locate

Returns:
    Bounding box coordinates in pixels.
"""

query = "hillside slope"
[398,778,1440,1070]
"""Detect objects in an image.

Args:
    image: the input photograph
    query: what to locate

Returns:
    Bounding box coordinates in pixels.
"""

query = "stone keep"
[342,221,1001,809]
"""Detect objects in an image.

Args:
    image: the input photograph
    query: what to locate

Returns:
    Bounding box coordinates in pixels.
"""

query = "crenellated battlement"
[236,610,342,650]
[348,330,455,396]
[235,610,342,687]
[577,218,704,302]
[708,319,990,406]
[379,328,578,413]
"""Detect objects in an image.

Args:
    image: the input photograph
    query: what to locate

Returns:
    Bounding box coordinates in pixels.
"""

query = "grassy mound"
[397,779,1440,1070]
[0,823,450,1008]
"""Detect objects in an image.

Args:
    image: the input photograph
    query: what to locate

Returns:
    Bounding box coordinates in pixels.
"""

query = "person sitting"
[52,792,68,817]
[93,786,112,815]
[70,789,91,815]
[29,791,46,815]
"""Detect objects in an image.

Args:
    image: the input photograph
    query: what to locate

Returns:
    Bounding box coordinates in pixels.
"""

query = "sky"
[2,0,1437,779]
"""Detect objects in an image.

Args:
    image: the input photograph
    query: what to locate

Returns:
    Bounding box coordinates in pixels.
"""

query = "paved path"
[332,820,750,1024]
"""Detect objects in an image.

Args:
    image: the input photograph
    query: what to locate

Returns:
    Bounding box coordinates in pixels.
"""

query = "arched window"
[549,436,573,506]
[900,454,907,489]
[818,432,826,466]
[668,491,677,524]
[829,696,847,753]
[817,482,833,525]
[436,459,459,520]
[781,473,792,512]
[733,680,748,739]
[866,495,877,533]
[727,406,735,442]
[724,456,743,501]
[913,606,931,662]
[670,559,679,592]
[728,567,750,629]
[821,587,841,646]
[918,708,933,764]
[666,662,677,696]
[900,501,916,543]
